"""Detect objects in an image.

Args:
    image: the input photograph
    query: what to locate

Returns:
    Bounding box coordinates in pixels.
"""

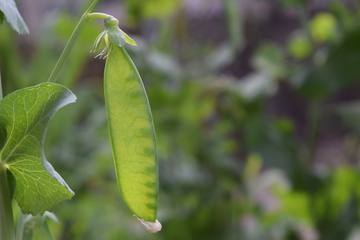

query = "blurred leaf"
[275,118,294,136]
[0,0,28,34]
[310,13,337,43]
[328,167,360,215]
[281,193,311,221]
[125,0,180,23]
[335,101,360,131]
[300,28,360,98]
[0,83,75,214]
[330,1,353,31]
[252,44,286,79]
[206,45,235,71]
[104,46,158,222]
[238,73,278,100]
[244,154,262,181]
[288,32,312,60]
[145,50,181,78]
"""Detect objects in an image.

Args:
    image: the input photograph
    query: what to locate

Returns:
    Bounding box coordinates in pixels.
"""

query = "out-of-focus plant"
[124,0,181,25]
[2,0,360,239]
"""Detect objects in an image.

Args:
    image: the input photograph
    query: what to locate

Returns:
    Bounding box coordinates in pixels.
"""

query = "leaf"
[120,29,137,46]
[107,27,137,48]
[0,83,76,214]
[104,45,158,221]
[0,0,29,34]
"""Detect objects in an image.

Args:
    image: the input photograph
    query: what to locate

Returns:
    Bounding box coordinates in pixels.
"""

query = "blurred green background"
[3,0,360,239]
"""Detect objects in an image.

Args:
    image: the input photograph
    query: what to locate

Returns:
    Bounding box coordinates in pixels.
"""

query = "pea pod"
[104,45,158,222]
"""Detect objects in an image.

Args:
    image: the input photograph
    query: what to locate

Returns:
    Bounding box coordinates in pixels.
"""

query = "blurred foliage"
[310,13,337,43]
[3,0,360,239]
[288,32,312,60]
[124,0,181,25]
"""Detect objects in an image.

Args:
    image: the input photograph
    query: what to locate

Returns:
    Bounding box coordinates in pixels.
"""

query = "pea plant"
[0,0,160,239]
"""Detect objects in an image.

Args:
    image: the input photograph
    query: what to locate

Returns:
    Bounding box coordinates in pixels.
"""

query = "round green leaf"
[0,83,76,214]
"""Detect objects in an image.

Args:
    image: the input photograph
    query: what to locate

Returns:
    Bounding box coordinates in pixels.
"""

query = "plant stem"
[225,0,243,50]
[0,164,15,240]
[0,66,3,99]
[87,12,112,20]
[0,69,12,240]
[47,0,99,83]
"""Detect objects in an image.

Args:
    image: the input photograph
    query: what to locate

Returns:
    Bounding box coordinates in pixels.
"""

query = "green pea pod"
[104,45,158,222]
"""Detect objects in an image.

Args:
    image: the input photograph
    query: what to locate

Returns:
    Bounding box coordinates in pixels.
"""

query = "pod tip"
[136,217,162,233]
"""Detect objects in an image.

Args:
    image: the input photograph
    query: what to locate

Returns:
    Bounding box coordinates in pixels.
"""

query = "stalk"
[225,0,243,50]
[0,66,2,99]
[87,12,112,20]
[0,67,15,239]
[0,164,15,240]
[47,0,100,83]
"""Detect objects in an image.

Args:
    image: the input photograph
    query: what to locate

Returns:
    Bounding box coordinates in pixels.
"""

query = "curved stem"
[87,12,113,20]
[47,0,100,83]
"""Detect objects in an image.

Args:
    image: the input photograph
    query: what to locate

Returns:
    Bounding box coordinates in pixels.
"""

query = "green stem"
[47,0,99,83]
[0,66,3,99]
[225,0,243,50]
[0,165,15,240]
[87,12,113,20]
[0,66,13,240]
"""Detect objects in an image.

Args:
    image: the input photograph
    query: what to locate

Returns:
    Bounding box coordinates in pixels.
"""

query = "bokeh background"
[2,0,360,239]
